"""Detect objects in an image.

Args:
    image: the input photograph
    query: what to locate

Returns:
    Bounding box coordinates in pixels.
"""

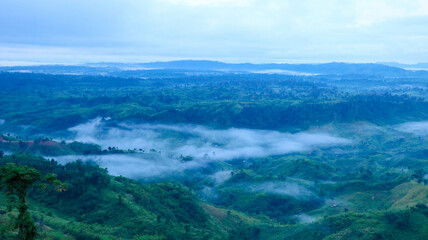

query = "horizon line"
[0,59,427,67]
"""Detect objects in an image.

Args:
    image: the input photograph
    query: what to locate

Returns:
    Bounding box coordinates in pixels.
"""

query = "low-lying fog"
[52,118,353,179]
[395,120,428,136]
[51,119,428,180]
[246,181,315,199]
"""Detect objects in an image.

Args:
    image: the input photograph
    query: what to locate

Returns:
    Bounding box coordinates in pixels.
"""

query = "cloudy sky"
[1,0,428,64]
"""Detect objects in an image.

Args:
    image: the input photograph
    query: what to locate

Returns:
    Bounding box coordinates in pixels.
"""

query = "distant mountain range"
[378,62,428,69]
[89,60,428,77]
[2,60,428,77]
[92,60,410,75]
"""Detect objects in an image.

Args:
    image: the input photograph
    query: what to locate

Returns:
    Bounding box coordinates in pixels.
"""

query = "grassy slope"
[259,180,428,240]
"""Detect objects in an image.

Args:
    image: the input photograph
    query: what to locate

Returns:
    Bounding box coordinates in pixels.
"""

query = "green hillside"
[0,154,266,240]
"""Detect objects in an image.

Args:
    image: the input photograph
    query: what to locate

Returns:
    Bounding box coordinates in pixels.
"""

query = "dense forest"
[0,68,427,134]
[1,63,428,239]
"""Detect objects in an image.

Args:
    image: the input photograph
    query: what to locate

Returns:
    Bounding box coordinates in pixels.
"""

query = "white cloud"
[1,0,428,63]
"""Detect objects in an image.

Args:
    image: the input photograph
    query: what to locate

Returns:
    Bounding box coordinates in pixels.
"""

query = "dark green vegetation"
[260,206,428,240]
[0,154,266,239]
[0,66,427,134]
[0,163,41,239]
[0,134,132,156]
[1,62,428,239]
[0,162,65,240]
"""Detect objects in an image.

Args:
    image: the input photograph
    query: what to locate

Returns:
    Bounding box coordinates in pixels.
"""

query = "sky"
[1,0,428,64]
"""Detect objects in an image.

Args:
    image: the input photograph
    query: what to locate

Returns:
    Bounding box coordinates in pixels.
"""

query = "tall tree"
[0,163,41,240]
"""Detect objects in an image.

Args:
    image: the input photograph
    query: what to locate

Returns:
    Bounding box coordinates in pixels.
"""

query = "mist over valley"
[1,0,428,238]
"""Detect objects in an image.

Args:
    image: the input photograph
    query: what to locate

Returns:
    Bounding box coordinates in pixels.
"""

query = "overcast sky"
[1,0,428,64]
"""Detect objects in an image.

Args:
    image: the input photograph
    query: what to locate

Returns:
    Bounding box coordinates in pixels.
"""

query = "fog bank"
[246,181,315,199]
[395,121,428,136]
[56,118,353,179]
[68,118,352,161]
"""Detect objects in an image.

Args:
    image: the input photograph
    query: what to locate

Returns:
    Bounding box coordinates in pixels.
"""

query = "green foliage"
[0,154,262,239]
[0,135,106,156]
[261,206,428,240]
[0,163,41,240]
[218,189,321,224]
[1,71,428,239]
[67,142,101,155]
[1,72,427,134]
